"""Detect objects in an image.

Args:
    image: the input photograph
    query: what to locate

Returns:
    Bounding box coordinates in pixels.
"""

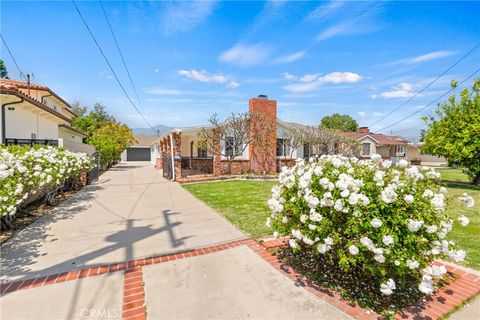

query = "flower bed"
[267,155,474,317]
[0,145,92,218]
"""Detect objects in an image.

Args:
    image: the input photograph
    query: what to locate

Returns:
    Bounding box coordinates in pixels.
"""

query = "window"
[225,137,242,157]
[303,143,310,159]
[31,133,36,139]
[197,147,208,158]
[362,143,371,156]
[276,139,290,157]
[396,145,406,154]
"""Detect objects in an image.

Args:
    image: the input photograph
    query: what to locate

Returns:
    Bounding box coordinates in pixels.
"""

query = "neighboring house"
[0,79,95,155]
[120,135,158,162]
[406,142,448,167]
[339,127,408,161]
[153,95,411,180]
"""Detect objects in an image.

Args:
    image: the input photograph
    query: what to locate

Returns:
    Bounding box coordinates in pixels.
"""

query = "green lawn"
[436,167,470,183]
[184,180,480,269]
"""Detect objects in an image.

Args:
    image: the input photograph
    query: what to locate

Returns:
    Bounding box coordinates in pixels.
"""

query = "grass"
[436,167,470,183]
[183,179,480,269]
[183,180,276,239]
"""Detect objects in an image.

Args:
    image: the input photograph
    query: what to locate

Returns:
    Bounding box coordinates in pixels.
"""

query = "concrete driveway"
[0,162,351,320]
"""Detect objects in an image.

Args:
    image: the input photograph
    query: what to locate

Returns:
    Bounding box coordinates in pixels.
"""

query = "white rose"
[404,194,414,204]
[458,215,469,227]
[370,218,383,228]
[348,245,359,255]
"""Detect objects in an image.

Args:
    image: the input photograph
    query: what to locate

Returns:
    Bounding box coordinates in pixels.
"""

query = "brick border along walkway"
[1,239,478,320]
[260,239,480,320]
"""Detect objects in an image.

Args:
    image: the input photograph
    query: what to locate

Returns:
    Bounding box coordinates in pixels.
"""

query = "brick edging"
[258,239,480,320]
[0,239,248,296]
[122,267,147,320]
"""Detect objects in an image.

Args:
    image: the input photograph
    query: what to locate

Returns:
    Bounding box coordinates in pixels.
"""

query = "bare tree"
[197,112,270,174]
[279,126,306,161]
[303,126,360,157]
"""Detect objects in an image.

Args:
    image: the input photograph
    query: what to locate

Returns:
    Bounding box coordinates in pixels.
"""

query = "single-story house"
[339,127,408,161]
[406,142,448,166]
[0,79,95,154]
[121,135,158,162]
[152,95,411,180]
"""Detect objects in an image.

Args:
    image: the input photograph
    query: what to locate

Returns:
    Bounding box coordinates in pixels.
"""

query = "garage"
[126,147,151,161]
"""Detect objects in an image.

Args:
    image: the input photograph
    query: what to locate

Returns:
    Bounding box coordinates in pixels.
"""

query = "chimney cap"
[257,94,268,99]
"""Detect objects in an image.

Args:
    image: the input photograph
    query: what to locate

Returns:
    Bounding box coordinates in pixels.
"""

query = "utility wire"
[369,42,480,127]
[376,68,480,133]
[72,0,155,132]
[0,33,24,77]
[99,1,149,124]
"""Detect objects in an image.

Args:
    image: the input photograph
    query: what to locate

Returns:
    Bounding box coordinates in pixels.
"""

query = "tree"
[422,79,480,185]
[72,103,115,137]
[279,126,306,161]
[303,126,360,157]
[320,113,358,132]
[89,122,136,168]
[197,112,269,174]
[0,59,8,79]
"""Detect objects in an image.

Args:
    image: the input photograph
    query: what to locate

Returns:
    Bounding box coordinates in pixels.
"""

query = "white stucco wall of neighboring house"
[357,136,377,157]
[4,103,62,140]
[58,126,83,143]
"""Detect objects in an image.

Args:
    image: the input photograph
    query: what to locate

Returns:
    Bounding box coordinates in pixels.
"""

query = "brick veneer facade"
[249,97,277,174]
[157,96,283,179]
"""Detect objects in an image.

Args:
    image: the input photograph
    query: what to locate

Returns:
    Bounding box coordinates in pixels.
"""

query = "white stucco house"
[0,79,95,154]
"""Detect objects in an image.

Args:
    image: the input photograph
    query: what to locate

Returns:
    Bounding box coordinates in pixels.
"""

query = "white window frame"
[362,143,371,156]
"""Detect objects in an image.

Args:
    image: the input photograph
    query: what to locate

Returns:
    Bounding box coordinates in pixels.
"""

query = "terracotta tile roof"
[0,79,50,91]
[339,131,408,146]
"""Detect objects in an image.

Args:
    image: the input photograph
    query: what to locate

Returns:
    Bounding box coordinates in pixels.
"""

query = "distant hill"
[131,124,173,136]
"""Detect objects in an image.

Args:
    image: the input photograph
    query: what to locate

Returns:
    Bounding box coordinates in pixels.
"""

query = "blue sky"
[1,1,479,138]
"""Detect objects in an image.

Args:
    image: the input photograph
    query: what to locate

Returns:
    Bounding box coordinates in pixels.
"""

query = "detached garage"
[122,135,157,162]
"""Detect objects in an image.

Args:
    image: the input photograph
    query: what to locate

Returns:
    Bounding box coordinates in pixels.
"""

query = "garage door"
[126,147,151,161]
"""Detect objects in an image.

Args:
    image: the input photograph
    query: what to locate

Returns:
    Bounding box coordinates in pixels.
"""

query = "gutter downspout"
[169,133,175,181]
[2,96,24,145]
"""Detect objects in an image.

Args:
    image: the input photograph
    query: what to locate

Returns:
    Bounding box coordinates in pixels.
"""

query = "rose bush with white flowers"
[0,145,92,217]
[267,154,473,297]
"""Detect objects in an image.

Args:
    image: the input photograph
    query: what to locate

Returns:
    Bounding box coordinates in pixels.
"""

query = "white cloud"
[314,1,385,41]
[305,0,345,22]
[154,69,160,73]
[272,51,306,64]
[282,71,362,93]
[219,43,272,67]
[299,74,318,82]
[161,1,217,34]
[373,112,383,116]
[282,72,297,81]
[407,50,456,64]
[178,69,240,89]
[228,81,240,89]
[178,69,227,84]
[372,82,417,99]
[357,111,366,116]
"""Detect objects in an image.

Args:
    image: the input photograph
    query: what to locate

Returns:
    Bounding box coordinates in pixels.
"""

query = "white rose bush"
[267,154,474,313]
[0,145,92,219]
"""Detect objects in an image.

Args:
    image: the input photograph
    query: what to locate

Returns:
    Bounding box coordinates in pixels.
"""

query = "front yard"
[184,179,480,270]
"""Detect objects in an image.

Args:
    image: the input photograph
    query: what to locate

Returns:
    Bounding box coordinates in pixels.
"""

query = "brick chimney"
[358,127,370,134]
[249,95,277,174]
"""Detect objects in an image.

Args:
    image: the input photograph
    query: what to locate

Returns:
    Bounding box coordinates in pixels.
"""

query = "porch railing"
[4,138,59,147]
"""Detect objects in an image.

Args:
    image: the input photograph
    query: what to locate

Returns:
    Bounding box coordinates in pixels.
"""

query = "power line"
[369,42,480,127]
[376,68,480,133]
[99,1,148,120]
[71,0,155,132]
[0,33,24,77]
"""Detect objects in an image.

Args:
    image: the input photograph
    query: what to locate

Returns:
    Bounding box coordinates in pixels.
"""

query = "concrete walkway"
[0,162,351,320]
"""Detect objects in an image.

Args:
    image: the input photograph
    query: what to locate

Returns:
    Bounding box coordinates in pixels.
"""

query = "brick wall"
[214,159,250,175]
[249,97,277,174]
[276,159,296,172]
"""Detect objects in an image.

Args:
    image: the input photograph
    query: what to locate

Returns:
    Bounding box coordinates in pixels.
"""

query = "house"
[152,95,410,180]
[339,127,408,161]
[0,79,95,154]
[120,135,158,162]
[406,142,448,166]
